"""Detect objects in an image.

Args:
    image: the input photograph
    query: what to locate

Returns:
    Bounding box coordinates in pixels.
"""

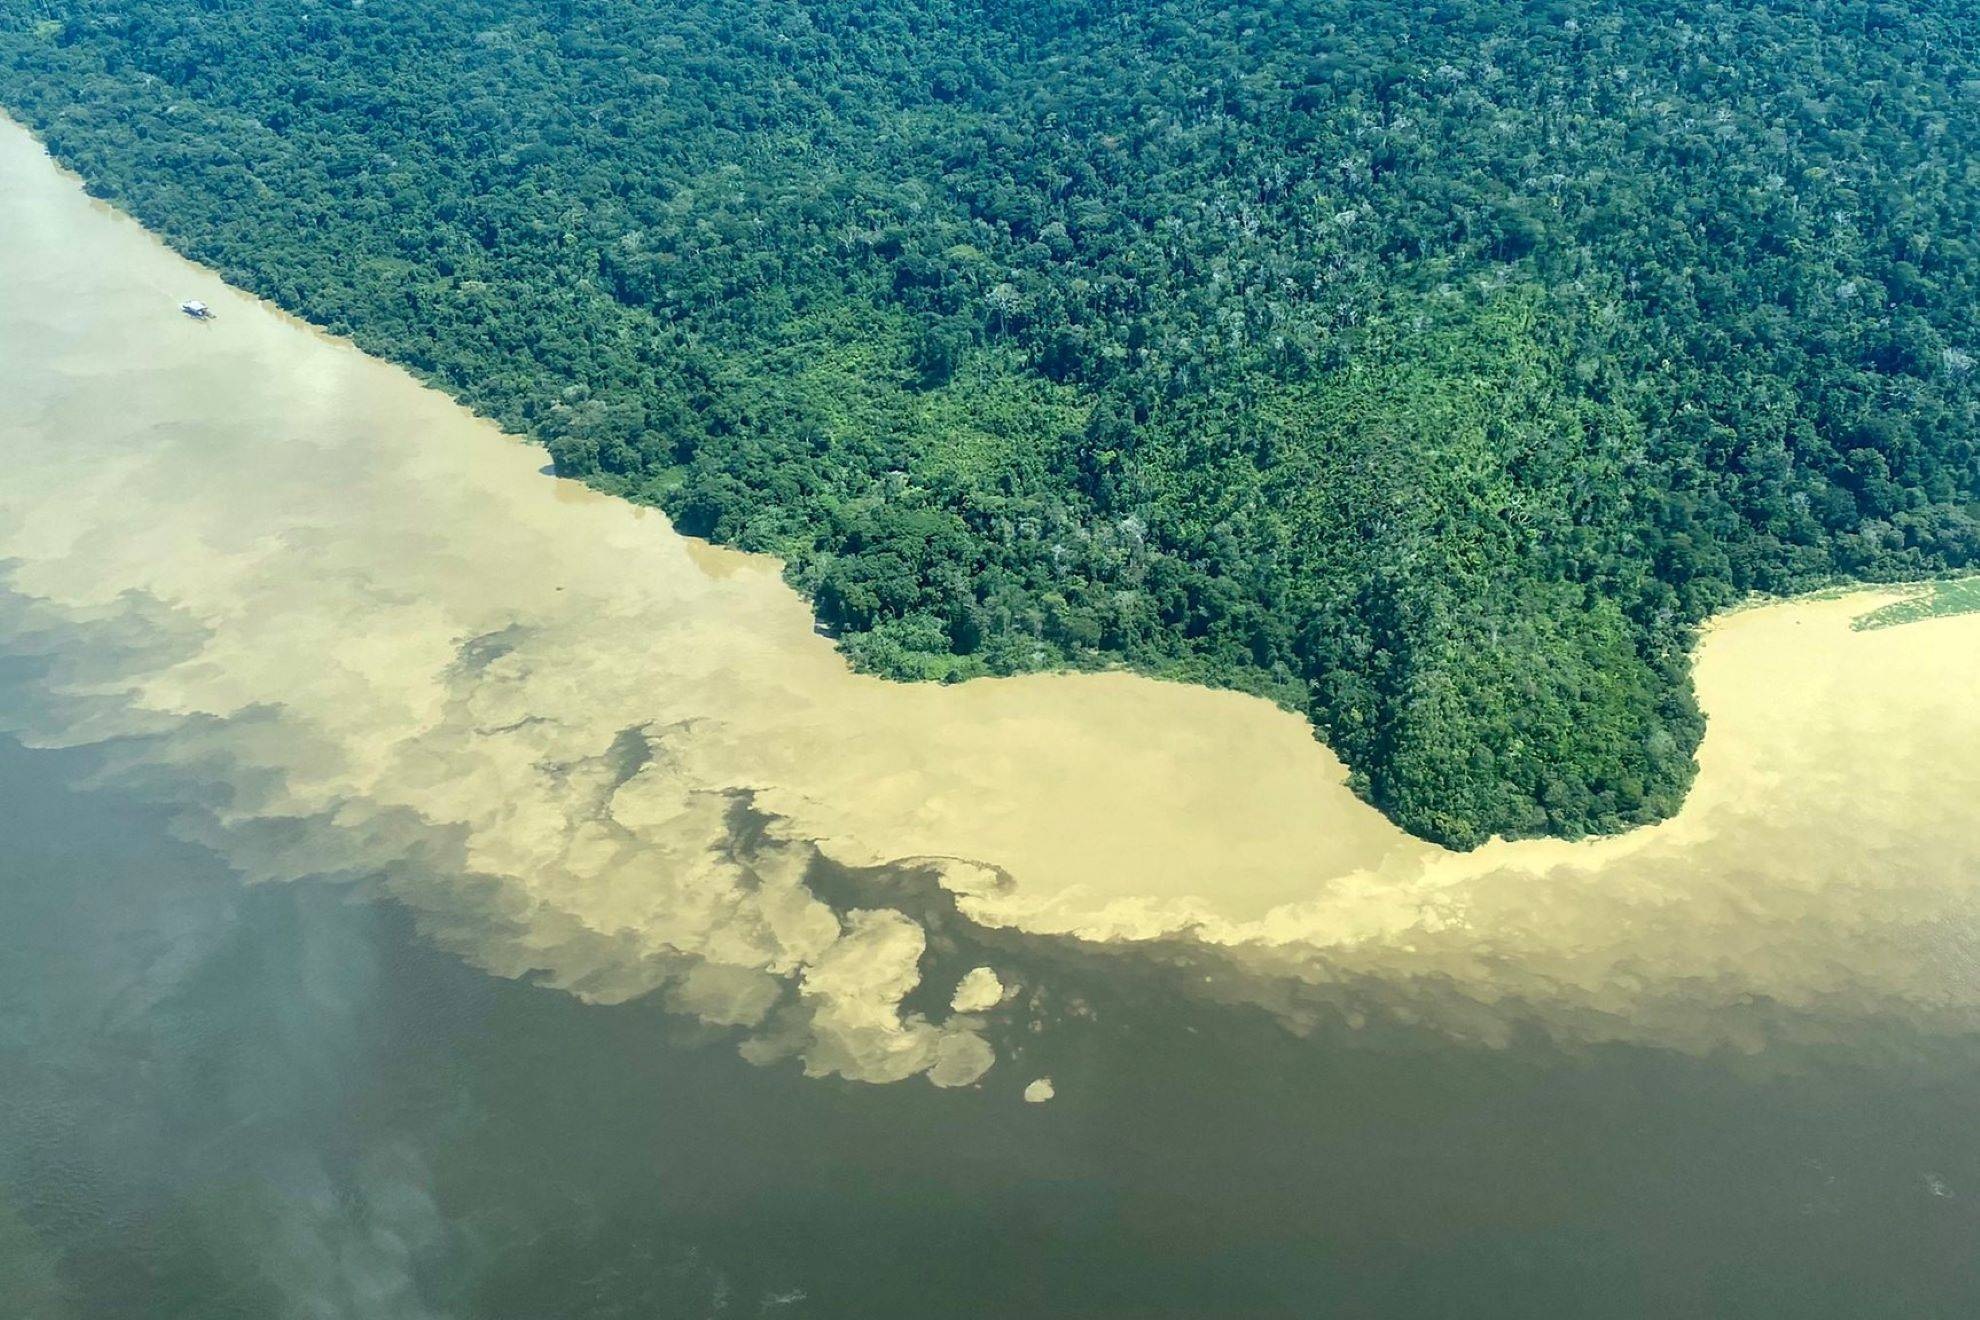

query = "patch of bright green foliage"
[2,0,1973,847]
[1851,576,1980,632]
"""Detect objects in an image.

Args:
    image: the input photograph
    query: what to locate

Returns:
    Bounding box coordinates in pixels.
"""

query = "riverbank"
[3,113,1978,1078]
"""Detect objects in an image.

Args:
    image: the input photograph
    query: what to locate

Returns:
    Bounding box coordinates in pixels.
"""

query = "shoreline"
[4,113,1980,1059]
[10,110,1977,867]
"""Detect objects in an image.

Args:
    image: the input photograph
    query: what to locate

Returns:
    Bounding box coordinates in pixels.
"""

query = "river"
[3,117,1979,1315]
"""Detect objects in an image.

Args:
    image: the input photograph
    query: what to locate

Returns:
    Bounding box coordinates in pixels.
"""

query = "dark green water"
[4,733,1980,1317]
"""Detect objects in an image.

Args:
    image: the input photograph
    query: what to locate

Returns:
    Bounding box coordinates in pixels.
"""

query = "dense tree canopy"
[3,0,1974,846]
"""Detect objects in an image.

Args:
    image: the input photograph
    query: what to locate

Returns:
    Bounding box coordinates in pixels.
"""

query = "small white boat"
[179,299,213,320]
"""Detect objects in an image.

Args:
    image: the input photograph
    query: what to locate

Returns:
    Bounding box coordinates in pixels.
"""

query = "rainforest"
[2,0,1972,847]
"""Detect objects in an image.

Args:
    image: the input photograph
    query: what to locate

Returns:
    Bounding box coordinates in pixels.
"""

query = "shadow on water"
[4,734,1980,1319]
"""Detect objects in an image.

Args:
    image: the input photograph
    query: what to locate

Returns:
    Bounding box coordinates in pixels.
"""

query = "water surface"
[6,734,1980,1318]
